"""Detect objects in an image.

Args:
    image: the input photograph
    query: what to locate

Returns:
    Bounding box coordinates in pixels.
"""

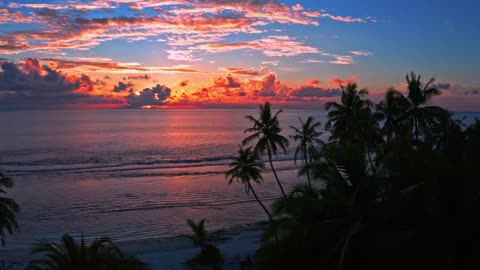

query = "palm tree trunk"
[267,145,287,199]
[414,113,419,142]
[303,149,312,189]
[248,181,278,243]
[366,143,376,175]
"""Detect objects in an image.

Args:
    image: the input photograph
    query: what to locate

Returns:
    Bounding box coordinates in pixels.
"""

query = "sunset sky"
[0,0,479,110]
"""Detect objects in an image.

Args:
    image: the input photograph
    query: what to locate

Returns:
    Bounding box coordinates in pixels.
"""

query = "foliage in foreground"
[26,234,148,270]
[185,219,224,270]
[0,171,20,247]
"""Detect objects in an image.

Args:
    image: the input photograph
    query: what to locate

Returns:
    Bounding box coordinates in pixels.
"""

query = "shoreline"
[2,221,268,269]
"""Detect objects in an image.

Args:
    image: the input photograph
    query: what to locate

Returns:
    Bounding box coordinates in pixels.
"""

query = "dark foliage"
[231,73,480,270]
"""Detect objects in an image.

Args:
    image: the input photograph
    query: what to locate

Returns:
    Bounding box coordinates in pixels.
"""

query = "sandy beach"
[1,223,266,270]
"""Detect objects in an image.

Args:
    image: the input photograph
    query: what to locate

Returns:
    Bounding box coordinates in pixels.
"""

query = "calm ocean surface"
[0,109,478,248]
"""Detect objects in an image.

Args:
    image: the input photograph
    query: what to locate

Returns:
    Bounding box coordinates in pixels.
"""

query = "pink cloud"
[351,50,374,56]
[194,35,319,57]
[330,55,355,65]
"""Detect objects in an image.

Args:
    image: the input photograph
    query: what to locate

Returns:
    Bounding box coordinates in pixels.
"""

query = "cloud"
[0,8,33,24]
[166,50,202,62]
[350,50,374,56]
[433,83,451,89]
[113,81,134,92]
[287,78,341,98]
[2,0,329,56]
[219,67,269,76]
[300,59,325,63]
[194,35,319,57]
[318,12,376,23]
[41,58,206,74]
[212,74,242,88]
[125,84,171,107]
[464,89,479,95]
[288,85,341,97]
[0,58,118,109]
[329,55,355,65]
[308,79,320,85]
[127,74,151,80]
[177,80,189,87]
[261,61,279,66]
[330,76,357,85]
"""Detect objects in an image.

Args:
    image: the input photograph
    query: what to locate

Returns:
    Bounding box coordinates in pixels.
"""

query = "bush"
[187,244,224,270]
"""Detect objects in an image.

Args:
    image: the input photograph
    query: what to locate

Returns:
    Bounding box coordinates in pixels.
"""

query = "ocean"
[0,109,478,249]
[0,109,330,249]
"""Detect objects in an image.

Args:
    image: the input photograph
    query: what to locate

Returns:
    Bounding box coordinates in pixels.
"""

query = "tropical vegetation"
[0,171,19,247]
[26,234,148,270]
[227,72,480,269]
[185,219,224,270]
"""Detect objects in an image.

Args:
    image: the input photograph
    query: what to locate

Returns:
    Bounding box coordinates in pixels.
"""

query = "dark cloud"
[113,81,134,92]
[0,58,114,110]
[289,85,341,97]
[125,84,171,107]
[178,80,189,87]
[433,83,451,89]
[464,89,479,95]
[127,74,151,80]
[212,74,241,88]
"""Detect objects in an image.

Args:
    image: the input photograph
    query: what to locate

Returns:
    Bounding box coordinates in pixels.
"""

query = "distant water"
[0,109,478,249]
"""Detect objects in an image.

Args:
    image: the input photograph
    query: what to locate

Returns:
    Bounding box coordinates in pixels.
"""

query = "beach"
[2,223,267,270]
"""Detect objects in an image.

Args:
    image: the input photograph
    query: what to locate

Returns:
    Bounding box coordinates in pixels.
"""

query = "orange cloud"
[330,76,357,85]
[0,58,122,109]
[41,58,206,74]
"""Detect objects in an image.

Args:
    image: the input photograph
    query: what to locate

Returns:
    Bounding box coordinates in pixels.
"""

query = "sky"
[0,0,479,110]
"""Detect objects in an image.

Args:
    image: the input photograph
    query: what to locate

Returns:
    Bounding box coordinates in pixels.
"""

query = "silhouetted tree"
[226,146,278,242]
[243,101,289,199]
[404,71,444,142]
[185,219,223,269]
[290,117,324,188]
[26,234,148,270]
[0,171,19,246]
[325,83,373,143]
[186,219,207,253]
[325,83,380,173]
[376,88,410,142]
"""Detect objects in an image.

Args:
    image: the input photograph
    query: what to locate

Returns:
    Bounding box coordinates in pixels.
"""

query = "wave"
[3,155,298,177]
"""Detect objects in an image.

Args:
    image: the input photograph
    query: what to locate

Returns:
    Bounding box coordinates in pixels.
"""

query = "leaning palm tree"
[26,234,148,270]
[0,171,20,246]
[289,117,324,188]
[404,71,444,142]
[226,146,278,242]
[242,101,289,199]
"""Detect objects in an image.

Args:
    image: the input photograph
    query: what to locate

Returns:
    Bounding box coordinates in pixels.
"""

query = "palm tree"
[290,117,324,188]
[404,71,444,142]
[376,88,410,142]
[226,146,278,242]
[0,171,20,246]
[26,234,148,270]
[325,83,380,173]
[185,219,224,269]
[243,101,289,199]
[186,219,207,253]
[325,83,373,144]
